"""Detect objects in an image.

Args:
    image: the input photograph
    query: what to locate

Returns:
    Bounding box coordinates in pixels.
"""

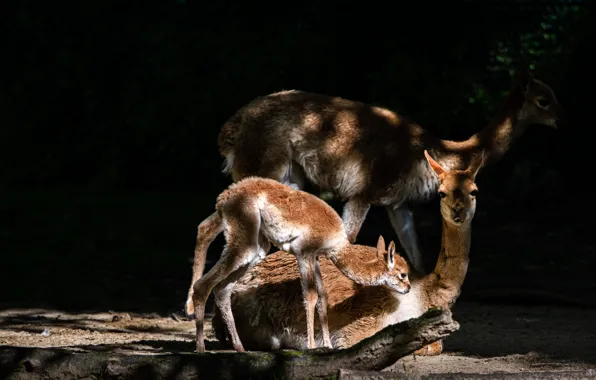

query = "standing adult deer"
[210,150,482,354]
[211,69,560,275]
[191,177,410,353]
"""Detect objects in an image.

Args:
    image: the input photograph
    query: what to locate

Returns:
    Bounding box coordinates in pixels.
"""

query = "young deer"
[210,150,481,354]
[190,177,410,353]
[212,68,560,275]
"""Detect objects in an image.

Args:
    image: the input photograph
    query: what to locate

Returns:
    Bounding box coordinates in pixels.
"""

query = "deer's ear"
[466,151,485,178]
[376,235,386,257]
[387,241,396,270]
[424,150,446,177]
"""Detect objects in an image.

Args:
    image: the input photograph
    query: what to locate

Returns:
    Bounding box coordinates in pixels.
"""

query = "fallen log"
[0,308,458,380]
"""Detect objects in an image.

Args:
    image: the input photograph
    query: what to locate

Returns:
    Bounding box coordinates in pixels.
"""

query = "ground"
[1,302,595,378]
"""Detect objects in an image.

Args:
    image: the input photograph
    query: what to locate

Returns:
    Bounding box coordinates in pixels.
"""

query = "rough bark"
[0,308,458,380]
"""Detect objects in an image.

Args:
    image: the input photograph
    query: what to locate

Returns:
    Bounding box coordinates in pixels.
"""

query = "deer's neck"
[423,219,472,307]
[328,245,386,287]
[428,84,529,170]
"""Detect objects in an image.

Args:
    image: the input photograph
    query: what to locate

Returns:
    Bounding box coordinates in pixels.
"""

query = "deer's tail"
[218,114,241,158]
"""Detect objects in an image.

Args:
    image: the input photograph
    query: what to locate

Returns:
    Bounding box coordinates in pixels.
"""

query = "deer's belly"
[371,161,440,206]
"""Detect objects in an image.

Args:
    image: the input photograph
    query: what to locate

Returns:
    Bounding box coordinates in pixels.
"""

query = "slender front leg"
[386,204,426,274]
[296,255,319,349]
[342,197,371,243]
[314,258,332,348]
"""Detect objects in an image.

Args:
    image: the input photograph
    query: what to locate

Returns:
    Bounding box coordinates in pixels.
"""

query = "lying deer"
[191,177,411,353]
[210,150,482,354]
[209,68,560,276]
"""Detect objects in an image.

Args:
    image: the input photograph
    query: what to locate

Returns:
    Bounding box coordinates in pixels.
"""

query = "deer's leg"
[386,204,426,275]
[195,204,264,353]
[296,255,319,349]
[192,251,232,353]
[213,281,244,352]
[186,211,224,317]
[232,141,304,190]
[214,236,270,352]
[414,340,444,356]
[193,244,262,353]
[282,160,306,190]
[213,264,256,352]
[314,257,332,348]
[342,197,371,243]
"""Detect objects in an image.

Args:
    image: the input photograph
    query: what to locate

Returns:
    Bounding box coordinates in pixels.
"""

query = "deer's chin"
[390,285,410,295]
[449,215,465,225]
[545,118,559,129]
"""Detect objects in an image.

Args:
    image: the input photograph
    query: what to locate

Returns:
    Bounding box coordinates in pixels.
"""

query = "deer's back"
[228,91,441,204]
[216,177,347,247]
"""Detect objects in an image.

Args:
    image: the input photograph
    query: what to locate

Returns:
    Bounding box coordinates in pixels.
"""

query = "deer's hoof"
[233,344,246,353]
[185,300,195,318]
[414,340,443,356]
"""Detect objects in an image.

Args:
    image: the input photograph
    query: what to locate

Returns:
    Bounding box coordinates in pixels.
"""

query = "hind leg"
[231,138,305,190]
[186,211,223,317]
[192,246,260,353]
[213,237,270,352]
[214,279,249,352]
[247,160,304,190]
[314,257,332,348]
[193,204,263,353]
[296,254,319,349]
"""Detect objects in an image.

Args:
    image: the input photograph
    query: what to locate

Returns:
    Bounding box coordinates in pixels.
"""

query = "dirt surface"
[1,301,595,378]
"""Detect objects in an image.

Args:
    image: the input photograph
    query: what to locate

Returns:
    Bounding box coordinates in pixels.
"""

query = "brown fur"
[189,177,410,353]
[216,71,560,274]
[210,151,482,353]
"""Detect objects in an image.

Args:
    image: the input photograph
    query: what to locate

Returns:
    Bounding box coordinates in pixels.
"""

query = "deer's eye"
[537,97,550,108]
[438,191,446,198]
[399,273,408,280]
[470,190,478,197]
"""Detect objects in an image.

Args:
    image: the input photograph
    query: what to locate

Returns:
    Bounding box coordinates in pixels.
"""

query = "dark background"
[1,1,594,315]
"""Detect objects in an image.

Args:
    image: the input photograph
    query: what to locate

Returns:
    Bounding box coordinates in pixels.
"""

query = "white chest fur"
[380,284,425,328]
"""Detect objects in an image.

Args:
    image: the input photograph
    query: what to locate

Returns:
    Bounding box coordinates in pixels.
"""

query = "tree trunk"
[0,308,458,380]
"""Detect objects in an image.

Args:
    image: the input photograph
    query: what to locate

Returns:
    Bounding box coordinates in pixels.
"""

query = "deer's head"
[424,150,483,226]
[515,67,563,129]
[375,235,410,294]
